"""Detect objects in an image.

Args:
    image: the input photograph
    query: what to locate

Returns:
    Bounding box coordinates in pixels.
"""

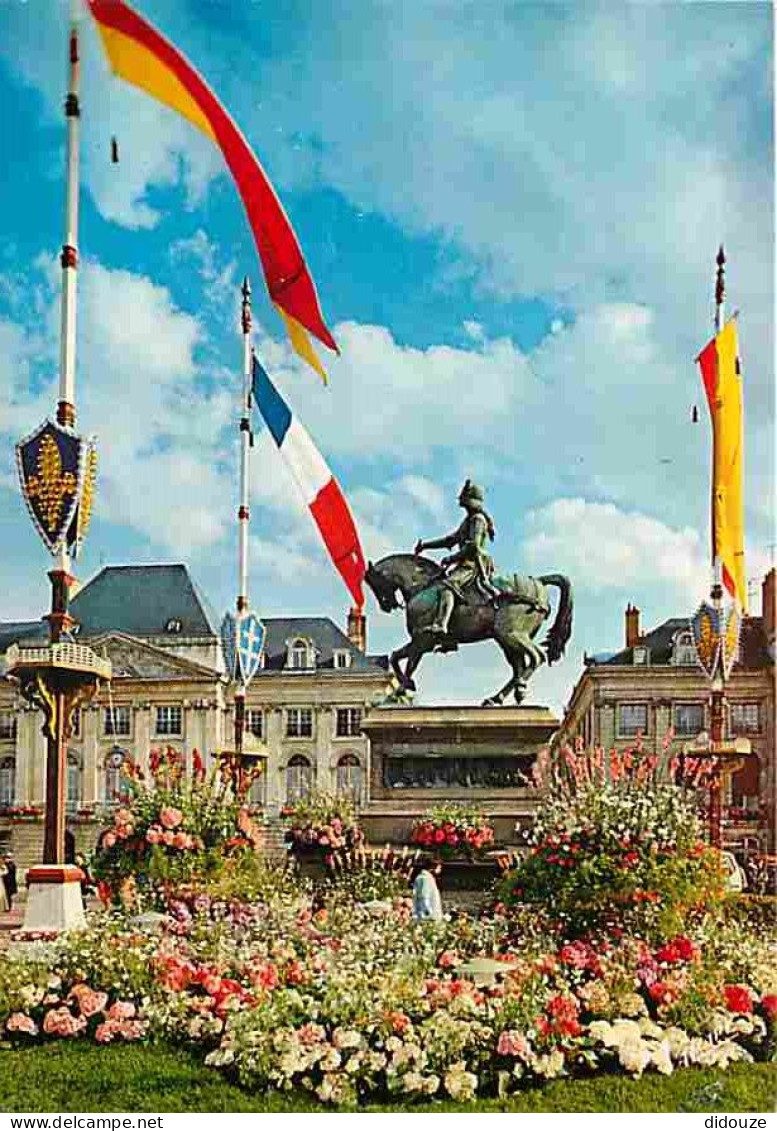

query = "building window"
[286,755,312,804]
[70,708,80,738]
[287,637,315,670]
[0,713,16,741]
[166,619,182,633]
[0,758,14,807]
[673,703,705,737]
[336,753,362,800]
[156,705,182,736]
[336,707,363,738]
[672,630,698,666]
[618,703,648,737]
[730,702,761,735]
[632,646,649,666]
[333,650,351,670]
[286,708,313,738]
[104,705,131,737]
[66,755,82,814]
[246,709,263,739]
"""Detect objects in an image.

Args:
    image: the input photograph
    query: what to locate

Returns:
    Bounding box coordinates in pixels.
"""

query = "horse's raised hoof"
[404,677,417,692]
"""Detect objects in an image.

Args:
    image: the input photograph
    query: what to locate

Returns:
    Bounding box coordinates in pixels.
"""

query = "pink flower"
[159,806,183,830]
[162,830,175,847]
[173,831,189,850]
[146,827,162,845]
[42,1007,87,1038]
[107,1001,136,1021]
[115,808,133,825]
[95,1021,116,1043]
[497,1030,529,1058]
[438,950,459,969]
[6,1012,38,1036]
[73,989,108,1018]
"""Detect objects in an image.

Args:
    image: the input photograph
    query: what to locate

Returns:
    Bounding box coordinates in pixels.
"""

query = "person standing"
[2,853,17,912]
[412,856,444,921]
[0,858,9,914]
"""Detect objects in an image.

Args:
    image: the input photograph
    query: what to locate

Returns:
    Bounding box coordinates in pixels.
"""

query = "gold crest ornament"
[720,605,741,680]
[16,420,85,554]
[691,601,722,680]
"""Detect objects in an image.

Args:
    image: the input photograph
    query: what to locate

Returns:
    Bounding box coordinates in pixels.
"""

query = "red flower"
[434,829,446,843]
[760,994,777,1020]
[723,984,753,1015]
[649,981,679,1005]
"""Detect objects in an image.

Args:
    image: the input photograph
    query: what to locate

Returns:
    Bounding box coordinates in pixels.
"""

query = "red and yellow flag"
[88,0,336,383]
[697,319,747,612]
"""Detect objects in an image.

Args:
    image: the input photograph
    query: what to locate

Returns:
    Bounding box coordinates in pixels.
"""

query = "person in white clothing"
[412,856,443,921]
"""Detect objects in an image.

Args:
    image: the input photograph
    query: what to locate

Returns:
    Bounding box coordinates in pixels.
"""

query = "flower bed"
[411,803,495,861]
[1,880,774,1106]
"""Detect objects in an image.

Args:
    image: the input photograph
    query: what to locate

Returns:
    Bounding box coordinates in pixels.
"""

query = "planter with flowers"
[90,746,262,910]
[498,738,728,941]
[411,802,495,862]
[282,791,363,874]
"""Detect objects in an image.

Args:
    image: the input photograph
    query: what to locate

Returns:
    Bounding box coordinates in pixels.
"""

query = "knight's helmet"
[458,478,485,505]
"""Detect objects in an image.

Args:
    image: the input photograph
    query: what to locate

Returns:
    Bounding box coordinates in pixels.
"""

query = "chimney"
[625,604,641,648]
[762,569,775,648]
[347,606,366,653]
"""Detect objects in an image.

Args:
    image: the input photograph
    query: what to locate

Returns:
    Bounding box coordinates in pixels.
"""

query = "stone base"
[23,865,86,933]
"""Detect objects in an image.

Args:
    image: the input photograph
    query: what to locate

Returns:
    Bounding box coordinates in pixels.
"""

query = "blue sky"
[0,0,773,711]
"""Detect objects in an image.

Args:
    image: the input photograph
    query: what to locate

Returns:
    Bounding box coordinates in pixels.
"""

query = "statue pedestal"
[23,865,86,934]
[361,703,558,846]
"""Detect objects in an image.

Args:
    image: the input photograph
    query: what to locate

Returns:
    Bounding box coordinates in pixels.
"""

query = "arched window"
[66,753,82,814]
[336,753,362,802]
[285,754,312,804]
[0,758,15,808]
[104,747,128,805]
[287,638,314,670]
[672,630,698,666]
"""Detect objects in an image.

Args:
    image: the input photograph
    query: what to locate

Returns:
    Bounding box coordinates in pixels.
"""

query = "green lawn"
[0,1044,774,1113]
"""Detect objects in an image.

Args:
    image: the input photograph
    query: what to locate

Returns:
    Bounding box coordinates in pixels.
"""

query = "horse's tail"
[538,574,574,664]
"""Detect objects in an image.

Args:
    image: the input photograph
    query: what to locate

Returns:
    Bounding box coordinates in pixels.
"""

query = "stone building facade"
[0,564,390,868]
[557,570,776,852]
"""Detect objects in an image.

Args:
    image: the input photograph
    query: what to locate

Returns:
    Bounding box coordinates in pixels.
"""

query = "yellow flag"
[698,320,746,611]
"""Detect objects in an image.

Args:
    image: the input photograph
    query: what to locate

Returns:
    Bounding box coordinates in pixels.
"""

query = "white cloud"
[524,497,706,610]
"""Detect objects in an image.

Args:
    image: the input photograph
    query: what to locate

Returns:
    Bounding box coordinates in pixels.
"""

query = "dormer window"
[166,619,182,634]
[632,646,649,666]
[672,630,697,666]
[333,650,351,670]
[287,637,315,671]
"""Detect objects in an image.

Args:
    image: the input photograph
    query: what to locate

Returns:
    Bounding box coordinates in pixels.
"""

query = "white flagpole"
[234,277,252,753]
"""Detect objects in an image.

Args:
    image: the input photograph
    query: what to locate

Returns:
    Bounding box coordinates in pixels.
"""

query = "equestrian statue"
[364,480,573,706]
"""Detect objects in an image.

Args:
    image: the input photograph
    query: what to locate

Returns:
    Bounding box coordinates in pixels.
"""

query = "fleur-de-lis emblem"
[26,434,77,530]
[691,602,721,680]
[16,419,85,553]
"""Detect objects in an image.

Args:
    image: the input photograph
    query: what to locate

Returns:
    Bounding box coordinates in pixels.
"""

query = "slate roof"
[0,565,388,675]
[591,615,769,671]
[69,565,219,638]
[259,617,388,673]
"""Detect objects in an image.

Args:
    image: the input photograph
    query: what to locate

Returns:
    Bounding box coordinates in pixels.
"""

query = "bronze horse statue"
[364,554,573,705]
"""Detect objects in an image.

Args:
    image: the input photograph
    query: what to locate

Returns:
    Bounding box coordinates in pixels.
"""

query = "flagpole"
[708,245,726,843]
[234,276,252,754]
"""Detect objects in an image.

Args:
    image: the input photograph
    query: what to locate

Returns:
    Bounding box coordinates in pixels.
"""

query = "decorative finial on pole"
[715,245,725,332]
[241,275,252,336]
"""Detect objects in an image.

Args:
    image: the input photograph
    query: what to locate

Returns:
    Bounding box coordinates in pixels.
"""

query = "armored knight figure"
[414,479,501,637]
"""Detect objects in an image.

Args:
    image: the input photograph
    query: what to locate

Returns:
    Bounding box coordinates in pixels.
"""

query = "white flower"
[649,1040,674,1076]
[617,1039,652,1076]
[444,1062,478,1101]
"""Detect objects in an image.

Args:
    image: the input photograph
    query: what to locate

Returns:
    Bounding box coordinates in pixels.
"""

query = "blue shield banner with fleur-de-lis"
[16,419,86,554]
[220,612,238,682]
[236,612,266,687]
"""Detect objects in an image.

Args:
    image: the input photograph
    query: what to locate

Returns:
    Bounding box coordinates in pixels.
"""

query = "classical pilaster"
[134,704,151,776]
[82,705,99,804]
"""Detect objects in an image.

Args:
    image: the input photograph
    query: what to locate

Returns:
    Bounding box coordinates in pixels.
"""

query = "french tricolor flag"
[252,355,366,607]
